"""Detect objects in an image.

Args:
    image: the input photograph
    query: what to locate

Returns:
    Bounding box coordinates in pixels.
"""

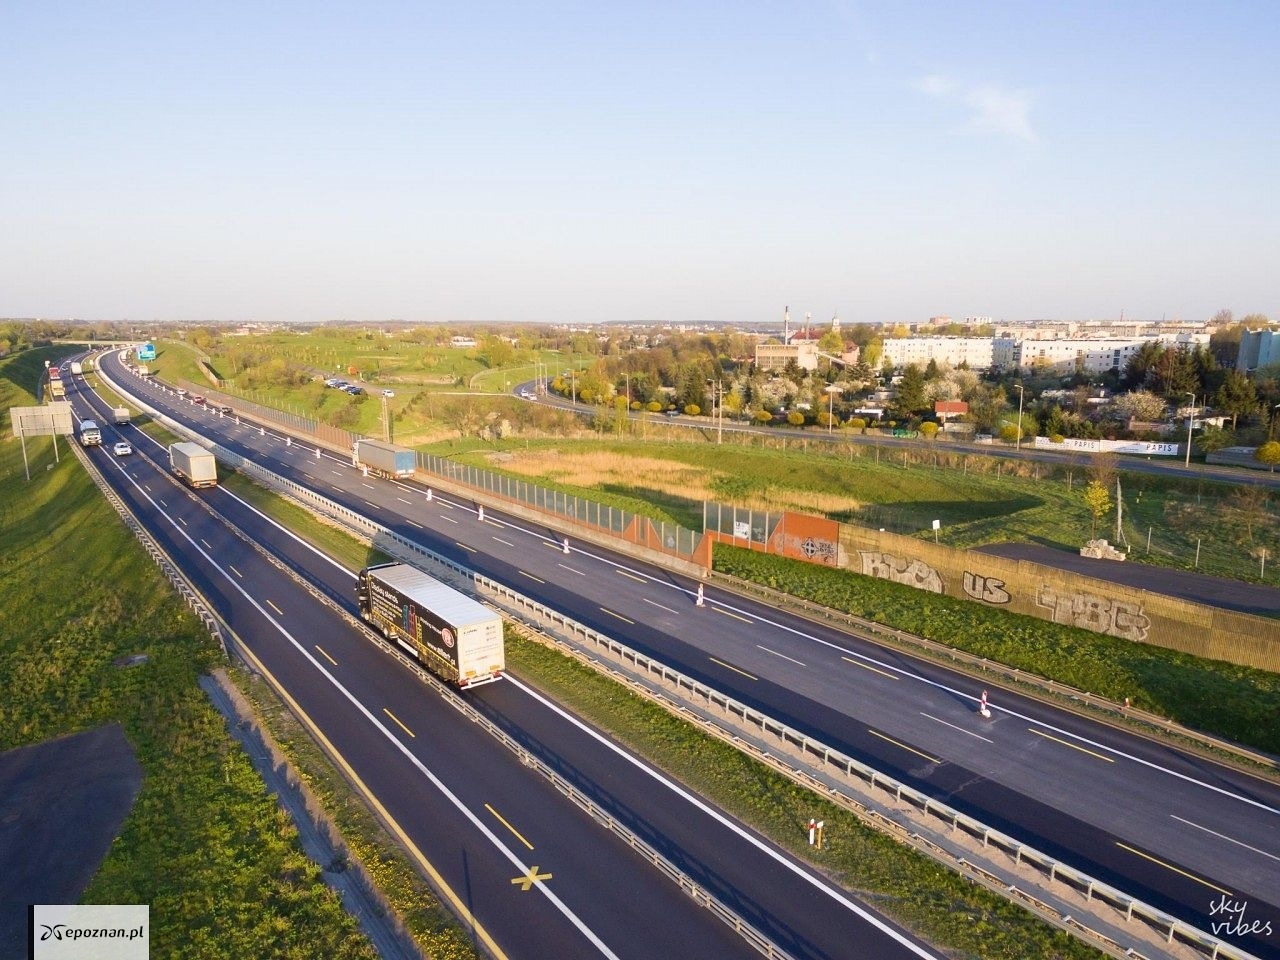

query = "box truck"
[70,361,84,375]
[112,406,131,425]
[169,442,217,488]
[353,439,416,479]
[78,420,101,446]
[356,563,504,688]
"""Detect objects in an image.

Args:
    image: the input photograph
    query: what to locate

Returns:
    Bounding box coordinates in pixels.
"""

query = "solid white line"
[1170,815,1280,863]
[756,645,806,667]
[920,713,993,743]
[505,674,943,959]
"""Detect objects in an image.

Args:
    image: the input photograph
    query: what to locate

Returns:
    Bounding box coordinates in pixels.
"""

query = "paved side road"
[977,543,1280,616]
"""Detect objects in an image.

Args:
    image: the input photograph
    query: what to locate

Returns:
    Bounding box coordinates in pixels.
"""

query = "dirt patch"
[0,724,142,953]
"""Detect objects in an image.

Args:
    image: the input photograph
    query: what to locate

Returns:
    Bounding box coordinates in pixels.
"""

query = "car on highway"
[191,395,206,405]
[113,441,133,456]
[214,404,232,414]
[176,388,188,397]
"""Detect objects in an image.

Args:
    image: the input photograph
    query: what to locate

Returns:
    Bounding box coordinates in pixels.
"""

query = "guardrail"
[101,365,1264,960]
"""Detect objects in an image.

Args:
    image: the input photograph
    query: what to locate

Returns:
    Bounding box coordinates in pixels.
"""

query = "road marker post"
[979,690,991,719]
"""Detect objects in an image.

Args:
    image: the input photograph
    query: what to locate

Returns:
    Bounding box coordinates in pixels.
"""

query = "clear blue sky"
[3,1,1276,326]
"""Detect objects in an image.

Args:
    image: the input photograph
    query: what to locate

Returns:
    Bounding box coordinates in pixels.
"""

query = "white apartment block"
[1009,332,1209,374]
[879,336,994,370]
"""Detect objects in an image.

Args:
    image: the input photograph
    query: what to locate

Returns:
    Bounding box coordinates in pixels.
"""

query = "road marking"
[437,500,454,509]
[1115,842,1232,896]
[713,607,752,624]
[455,542,477,554]
[615,569,646,583]
[266,599,284,615]
[709,657,758,681]
[519,571,545,584]
[361,482,375,489]
[315,645,338,666]
[600,607,634,625]
[643,597,680,615]
[921,713,993,742]
[441,515,459,524]
[492,536,514,546]
[841,656,899,680]
[1170,815,1280,863]
[363,500,377,509]
[383,707,416,739]
[557,563,585,576]
[200,539,211,549]
[868,729,941,764]
[330,470,343,477]
[177,516,186,526]
[229,565,243,579]
[406,519,422,528]
[511,866,552,892]
[486,804,534,850]
[397,497,413,504]
[483,518,505,528]
[1028,728,1114,763]
[757,645,806,667]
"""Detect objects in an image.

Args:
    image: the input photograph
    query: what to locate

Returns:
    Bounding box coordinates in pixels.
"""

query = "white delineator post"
[979,690,991,719]
[695,583,705,607]
[562,537,570,554]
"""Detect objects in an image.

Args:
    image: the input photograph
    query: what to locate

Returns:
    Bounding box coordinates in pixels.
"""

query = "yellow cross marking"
[511,866,553,891]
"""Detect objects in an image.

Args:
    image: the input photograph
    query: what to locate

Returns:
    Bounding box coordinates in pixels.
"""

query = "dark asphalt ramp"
[0,724,142,957]
[977,542,1280,616]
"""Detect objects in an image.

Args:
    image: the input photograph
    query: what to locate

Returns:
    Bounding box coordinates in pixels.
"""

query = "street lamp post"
[1014,383,1025,452]
[1184,392,1196,468]
[1271,403,1280,440]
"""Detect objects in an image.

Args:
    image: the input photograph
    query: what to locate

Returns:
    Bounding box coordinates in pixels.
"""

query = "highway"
[65,363,943,959]
[93,355,1280,959]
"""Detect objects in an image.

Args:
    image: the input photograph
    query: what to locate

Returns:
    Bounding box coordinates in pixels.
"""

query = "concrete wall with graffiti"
[704,502,1280,672]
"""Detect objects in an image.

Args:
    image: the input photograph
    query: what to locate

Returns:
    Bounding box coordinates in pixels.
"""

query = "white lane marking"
[921,713,993,743]
[103,462,624,960]
[643,598,680,615]
[1170,815,1280,863]
[397,497,413,504]
[756,645,806,667]
[557,563,585,576]
[493,537,514,547]
[506,675,944,960]
[441,515,459,524]
[361,482,375,490]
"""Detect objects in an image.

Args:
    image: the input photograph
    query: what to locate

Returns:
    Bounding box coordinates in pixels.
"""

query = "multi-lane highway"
[89,353,1280,959]
[64,362,945,960]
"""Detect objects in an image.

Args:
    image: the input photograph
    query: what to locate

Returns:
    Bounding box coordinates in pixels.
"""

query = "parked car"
[113,441,133,456]
[382,389,395,398]
[344,385,364,395]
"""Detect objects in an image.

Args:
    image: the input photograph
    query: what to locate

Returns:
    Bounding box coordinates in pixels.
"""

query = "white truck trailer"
[169,442,217,489]
[356,563,504,688]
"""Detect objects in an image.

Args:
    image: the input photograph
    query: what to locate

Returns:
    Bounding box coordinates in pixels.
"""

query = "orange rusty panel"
[768,512,842,565]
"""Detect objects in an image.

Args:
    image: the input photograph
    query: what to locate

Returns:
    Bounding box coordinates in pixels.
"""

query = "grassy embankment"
[0,346,379,960]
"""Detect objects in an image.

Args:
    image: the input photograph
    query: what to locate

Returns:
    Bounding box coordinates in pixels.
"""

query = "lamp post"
[1271,403,1280,440]
[1014,383,1025,452]
[1184,392,1195,468]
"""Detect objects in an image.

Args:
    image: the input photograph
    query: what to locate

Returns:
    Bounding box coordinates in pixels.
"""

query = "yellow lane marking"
[1115,843,1233,896]
[229,565,243,579]
[600,607,634,625]
[614,569,645,582]
[454,542,477,553]
[712,607,752,624]
[383,707,416,739]
[315,645,337,666]
[511,866,552,892]
[266,599,284,615]
[486,804,534,851]
[841,656,899,680]
[230,639,507,958]
[868,729,941,765]
[519,571,545,584]
[1028,728,1114,763]
[709,657,758,681]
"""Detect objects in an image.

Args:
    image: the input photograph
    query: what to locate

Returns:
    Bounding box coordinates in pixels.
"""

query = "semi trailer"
[169,442,217,489]
[356,563,504,688]
[353,439,416,479]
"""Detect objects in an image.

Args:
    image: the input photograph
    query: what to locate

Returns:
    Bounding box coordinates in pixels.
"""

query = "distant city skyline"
[3,2,1276,326]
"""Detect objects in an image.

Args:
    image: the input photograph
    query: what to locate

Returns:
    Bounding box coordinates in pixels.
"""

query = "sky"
[2,1,1277,327]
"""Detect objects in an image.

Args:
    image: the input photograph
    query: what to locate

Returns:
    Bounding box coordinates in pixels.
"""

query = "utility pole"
[1184,392,1195,468]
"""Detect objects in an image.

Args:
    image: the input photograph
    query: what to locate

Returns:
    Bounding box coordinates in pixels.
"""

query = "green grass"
[0,346,377,960]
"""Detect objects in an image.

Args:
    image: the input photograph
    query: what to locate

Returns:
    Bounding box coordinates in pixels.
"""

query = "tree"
[1083,480,1112,537]
[919,421,940,440]
[1215,369,1258,429]
[1111,390,1168,423]
[1255,441,1280,472]
[1121,341,1165,390]
[817,329,843,354]
[893,364,928,418]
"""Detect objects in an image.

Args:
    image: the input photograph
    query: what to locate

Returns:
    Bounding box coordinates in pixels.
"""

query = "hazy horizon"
[4,2,1276,327]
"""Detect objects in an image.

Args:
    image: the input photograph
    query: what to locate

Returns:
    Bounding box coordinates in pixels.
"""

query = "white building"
[879,337,994,370]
